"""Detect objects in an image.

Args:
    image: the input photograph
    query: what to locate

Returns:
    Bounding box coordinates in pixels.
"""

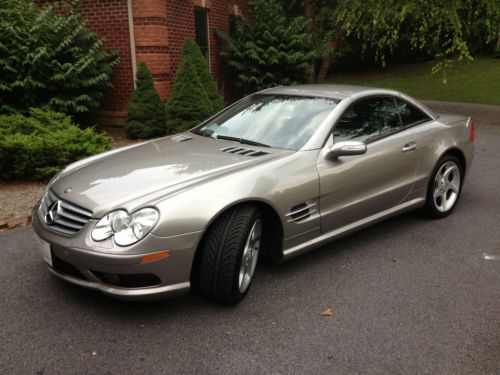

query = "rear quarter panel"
[411,114,474,196]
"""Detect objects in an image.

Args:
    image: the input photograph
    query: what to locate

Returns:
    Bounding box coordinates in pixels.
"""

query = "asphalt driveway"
[1,125,499,374]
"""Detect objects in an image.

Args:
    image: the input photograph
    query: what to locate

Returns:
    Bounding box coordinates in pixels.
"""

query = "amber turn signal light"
[140,251,170,264]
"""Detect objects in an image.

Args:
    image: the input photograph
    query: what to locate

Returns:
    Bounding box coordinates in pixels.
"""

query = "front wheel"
[423,154,463,219]
[197,206,262,304]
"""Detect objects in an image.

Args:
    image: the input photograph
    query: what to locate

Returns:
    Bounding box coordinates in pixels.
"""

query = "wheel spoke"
[443,165,457,181]
[448,180,459,193]
[238,218,262,293]
[441,191,448,205]
[433,187,441,198]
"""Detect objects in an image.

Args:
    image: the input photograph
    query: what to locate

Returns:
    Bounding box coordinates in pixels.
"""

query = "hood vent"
[286,202,317,223]
[221,146,269,157]
[171,134,193,142]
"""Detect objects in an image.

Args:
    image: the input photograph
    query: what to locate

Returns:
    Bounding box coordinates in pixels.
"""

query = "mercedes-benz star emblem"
[45,201,61,225]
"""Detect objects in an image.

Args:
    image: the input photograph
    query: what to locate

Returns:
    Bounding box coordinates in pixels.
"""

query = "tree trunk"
[315,25,347,83]
[305,0,315,34]
[305,0,316,83]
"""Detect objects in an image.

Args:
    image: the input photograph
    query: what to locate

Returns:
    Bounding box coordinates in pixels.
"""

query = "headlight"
[92,208,159,246]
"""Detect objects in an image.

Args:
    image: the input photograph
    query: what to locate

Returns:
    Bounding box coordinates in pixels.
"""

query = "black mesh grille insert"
[91,271,161,288]
[51,251,86,280]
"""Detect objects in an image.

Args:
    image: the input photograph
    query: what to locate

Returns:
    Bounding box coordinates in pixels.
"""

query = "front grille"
[39,190,93,235]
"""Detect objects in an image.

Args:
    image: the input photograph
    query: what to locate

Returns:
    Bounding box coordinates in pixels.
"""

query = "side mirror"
[327,141,367,158]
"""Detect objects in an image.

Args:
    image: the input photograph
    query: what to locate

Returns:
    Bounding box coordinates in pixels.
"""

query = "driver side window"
[333,97,402,143]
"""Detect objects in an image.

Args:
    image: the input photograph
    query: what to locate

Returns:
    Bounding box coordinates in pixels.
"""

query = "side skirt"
[281,198,425,261]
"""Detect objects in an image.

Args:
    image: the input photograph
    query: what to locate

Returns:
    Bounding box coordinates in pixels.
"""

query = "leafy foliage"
[0,0,119,117]
[182,39,224,114]
[165,41,213,134]
[216,0,314,94]
[285,0,500,81]
[125,63,166,139]
[0,109,111,180]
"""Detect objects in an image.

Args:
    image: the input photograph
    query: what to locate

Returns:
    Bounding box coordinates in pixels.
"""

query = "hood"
[50,134,289,217]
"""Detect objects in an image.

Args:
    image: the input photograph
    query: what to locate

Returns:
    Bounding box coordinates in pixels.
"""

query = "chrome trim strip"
[59,201,92,218]
[54,217,82,230]
[57,208,88,224]
[285,202,317,217]
[287,209,317,223]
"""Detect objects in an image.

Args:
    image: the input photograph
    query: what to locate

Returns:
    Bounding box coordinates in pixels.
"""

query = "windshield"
[193,94,338,150]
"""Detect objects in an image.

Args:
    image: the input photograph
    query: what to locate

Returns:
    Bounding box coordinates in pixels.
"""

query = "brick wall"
[166,0,247,100]
[78,0,134,120]
[163,0,196,100]
[41,0,247,123]
[132,0,171,101]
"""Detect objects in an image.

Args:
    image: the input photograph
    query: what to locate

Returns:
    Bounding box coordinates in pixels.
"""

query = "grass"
[328,58,500,106]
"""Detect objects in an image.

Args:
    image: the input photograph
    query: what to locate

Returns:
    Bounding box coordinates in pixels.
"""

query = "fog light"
[101,273,120,285]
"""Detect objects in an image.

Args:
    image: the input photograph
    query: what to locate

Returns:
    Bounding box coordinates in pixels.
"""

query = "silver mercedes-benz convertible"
[32,85,475,304]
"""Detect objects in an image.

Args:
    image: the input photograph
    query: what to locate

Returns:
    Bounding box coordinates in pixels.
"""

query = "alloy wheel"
[238,218,262,293]
[433,160,461,212]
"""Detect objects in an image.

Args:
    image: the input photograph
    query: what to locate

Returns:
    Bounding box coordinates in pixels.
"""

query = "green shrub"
[0,109,111,180]
[125,62,166,139]
[0,0,119,118]
[215,0,313,94]
[165,50,212,134]
[182,39,224,114]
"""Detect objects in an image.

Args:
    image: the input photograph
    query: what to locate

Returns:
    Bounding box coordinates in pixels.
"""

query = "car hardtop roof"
[259,84,401,101]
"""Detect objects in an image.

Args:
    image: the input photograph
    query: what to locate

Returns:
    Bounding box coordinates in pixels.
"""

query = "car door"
[317,96,421,232]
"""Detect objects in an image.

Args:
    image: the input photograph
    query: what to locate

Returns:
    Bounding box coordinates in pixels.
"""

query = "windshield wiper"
[216,135,270,148]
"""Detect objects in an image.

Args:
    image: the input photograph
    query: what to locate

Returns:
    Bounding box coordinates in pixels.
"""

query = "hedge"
[0,109,111,180]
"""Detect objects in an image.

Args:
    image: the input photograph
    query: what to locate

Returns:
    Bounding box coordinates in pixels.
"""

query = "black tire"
[197,205,261,304]
[423,154,463,219]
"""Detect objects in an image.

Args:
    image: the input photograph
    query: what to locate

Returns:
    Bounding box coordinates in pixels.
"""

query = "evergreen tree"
[165,54,212,134]
[216,0,314,95]
[182,39,224,114]
[125,62,166,139]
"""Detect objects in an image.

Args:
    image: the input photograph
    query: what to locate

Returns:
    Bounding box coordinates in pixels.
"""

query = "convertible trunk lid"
[50,134,287,217]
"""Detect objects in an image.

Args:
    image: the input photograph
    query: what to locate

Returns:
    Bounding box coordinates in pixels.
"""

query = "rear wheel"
[423,154,463,218]
[197,206,261,304]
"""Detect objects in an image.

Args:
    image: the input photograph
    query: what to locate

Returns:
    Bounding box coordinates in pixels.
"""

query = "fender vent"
[221,147,269,157]
[171,134,193,142]
[286,202,317,222]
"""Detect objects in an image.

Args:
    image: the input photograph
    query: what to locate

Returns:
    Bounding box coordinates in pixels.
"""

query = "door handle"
[402,142,417,152]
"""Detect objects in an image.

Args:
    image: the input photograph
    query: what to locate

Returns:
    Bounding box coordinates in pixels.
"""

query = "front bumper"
[32,201,202,301]
[47,265,190,301]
